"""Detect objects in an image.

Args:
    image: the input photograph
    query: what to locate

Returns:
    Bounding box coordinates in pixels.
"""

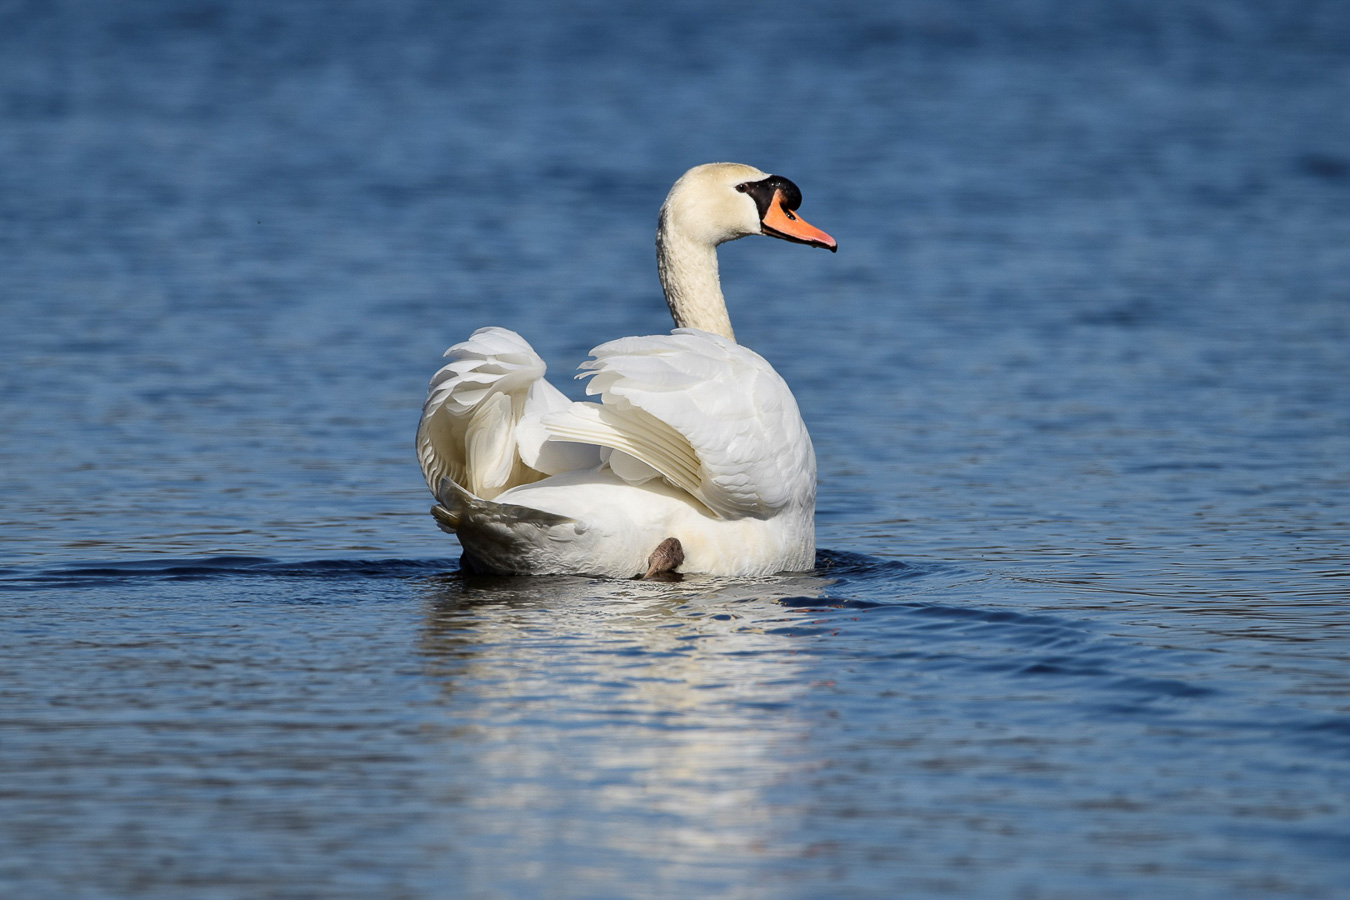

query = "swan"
[416,162,836,578]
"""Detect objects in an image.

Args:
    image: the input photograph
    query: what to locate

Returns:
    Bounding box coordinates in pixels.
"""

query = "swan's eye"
[735,183,749,193]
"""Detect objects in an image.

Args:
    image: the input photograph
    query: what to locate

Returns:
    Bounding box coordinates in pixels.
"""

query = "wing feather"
[543,329,815,520]
[416,327,600,500]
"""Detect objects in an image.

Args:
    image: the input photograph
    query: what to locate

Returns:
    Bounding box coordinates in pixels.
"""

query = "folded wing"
[543,328,816,520]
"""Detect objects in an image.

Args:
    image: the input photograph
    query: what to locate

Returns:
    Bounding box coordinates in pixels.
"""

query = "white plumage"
[416,162,836,577]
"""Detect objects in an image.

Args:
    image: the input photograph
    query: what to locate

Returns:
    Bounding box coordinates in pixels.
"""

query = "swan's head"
[660,162,837,252]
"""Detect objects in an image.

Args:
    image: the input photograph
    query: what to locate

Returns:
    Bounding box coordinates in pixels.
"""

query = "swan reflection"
[414,569,835,890]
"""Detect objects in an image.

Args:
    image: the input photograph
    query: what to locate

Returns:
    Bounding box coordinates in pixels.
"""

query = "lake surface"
[3,1,1349,897]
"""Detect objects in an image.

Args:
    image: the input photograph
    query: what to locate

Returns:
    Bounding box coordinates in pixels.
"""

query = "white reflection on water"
[415,572,834,892]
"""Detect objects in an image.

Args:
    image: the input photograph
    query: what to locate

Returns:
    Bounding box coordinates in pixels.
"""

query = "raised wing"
[417,327,599,500]
[542,329,815,520]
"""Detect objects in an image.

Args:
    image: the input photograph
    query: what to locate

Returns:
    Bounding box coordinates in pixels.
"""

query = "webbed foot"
[641,537,684,581]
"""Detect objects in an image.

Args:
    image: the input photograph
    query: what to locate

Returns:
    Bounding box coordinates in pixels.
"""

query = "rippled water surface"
[3,1,1349,897]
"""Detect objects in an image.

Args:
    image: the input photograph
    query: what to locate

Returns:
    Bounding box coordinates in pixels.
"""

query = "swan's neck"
[657,215,736,342]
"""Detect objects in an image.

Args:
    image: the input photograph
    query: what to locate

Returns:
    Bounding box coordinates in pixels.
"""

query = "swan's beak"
[761,190,837,252]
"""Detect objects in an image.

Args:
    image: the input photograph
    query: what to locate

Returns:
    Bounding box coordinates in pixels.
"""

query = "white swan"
[416,162,836,578]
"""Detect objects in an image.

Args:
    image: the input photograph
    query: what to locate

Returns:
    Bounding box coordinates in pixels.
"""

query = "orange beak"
[760,189,837,252]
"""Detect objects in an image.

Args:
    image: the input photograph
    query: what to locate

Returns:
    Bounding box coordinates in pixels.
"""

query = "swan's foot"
[430,504,460,534]
[641,537,684,581]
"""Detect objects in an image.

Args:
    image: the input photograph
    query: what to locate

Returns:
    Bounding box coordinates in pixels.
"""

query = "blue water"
[3,1,1349,897]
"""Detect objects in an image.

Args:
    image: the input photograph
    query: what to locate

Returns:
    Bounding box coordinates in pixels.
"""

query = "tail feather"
[433,477,576,530]
[429,504,460,534]
[432,476,588,575]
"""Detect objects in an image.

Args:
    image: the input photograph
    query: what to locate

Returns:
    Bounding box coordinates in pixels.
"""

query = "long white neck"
[656,212,736,342]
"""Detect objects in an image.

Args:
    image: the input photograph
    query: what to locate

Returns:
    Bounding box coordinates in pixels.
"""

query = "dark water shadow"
[0,555,456,591]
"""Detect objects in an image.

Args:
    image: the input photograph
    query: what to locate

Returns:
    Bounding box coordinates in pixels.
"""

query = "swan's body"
[416,163,835,577]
